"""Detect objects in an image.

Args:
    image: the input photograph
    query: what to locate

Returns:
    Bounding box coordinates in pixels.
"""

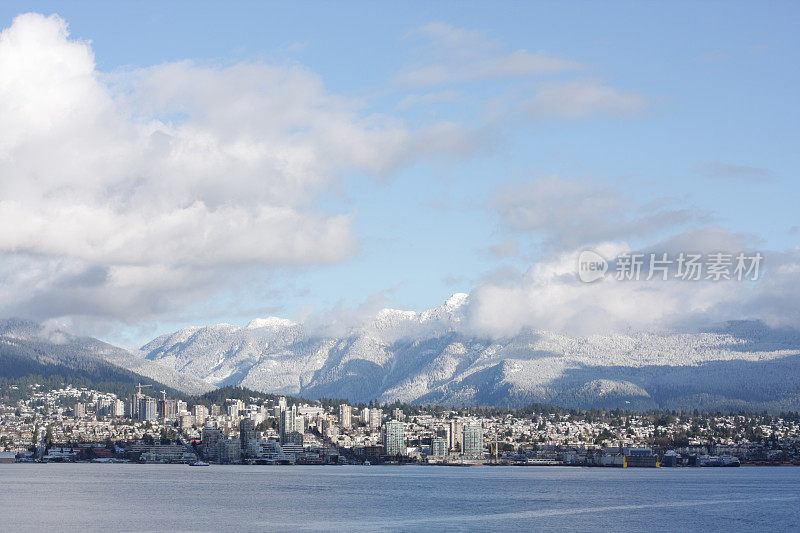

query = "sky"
[0,1,798,347]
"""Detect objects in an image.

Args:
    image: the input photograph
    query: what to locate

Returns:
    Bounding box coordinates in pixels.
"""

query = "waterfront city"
[2,382,799,468]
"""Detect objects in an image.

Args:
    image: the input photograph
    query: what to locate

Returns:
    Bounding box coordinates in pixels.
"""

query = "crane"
[136,383,153,396]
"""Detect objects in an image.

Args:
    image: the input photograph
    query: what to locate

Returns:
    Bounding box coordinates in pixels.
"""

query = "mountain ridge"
[137,295,800,411]
[0,319,215,395]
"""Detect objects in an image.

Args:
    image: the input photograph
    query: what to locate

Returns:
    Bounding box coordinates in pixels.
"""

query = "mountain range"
[0,319,214,395]
[3,294,800,411]
[136,294,800,411]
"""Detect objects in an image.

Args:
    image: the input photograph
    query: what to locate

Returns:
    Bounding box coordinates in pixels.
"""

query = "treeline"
[0,374,187,403]
[193,386,309,408]
[5,372,800,425]
[0,339,188,400]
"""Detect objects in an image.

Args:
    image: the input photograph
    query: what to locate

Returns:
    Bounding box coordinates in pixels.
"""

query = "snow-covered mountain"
[0,319,215,395]
[140,295,800,411]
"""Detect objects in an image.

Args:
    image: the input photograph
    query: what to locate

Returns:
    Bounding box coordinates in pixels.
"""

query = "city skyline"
[2,4,798,531]
[5,380,798,467]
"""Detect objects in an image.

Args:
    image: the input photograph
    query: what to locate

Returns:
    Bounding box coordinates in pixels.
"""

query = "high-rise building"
[201,428,224,460]
[280,404,302,445]
[137,397,158,422]
[338,404,351,429]
[126,397,137,418]
[192,405,208,426]
[158,399,177,421]
[280,404,296,435]
[74,403,85,419]
[96,398,111,416]
[431,437,448,457]
[383,420,405,456]
[240,418,257,449]
[282,430,303,446]
[392,407,404,422]
[449,419,462,451]
[217,438,242,463]
[254,405,269,425]
[179,413,195,430]
[361,407,370,425]
[462,424,484,457]
[321,419,338,438]
[128,392,148,419]
[110,399,125,417]
[369,408,382,429]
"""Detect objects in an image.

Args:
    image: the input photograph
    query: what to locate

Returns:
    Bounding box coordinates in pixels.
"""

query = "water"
[1,464,798,531]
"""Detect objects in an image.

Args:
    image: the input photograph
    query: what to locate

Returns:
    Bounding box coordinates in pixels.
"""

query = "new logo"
[577,250,607,283]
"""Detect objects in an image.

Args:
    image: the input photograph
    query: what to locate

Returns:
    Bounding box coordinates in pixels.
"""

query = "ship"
[697,455,740,467]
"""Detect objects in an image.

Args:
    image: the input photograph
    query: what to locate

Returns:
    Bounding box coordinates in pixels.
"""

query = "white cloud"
[301,290,394,339]
[491,176,702,250]
[488,239,519,259]
[0,13,474,325]
[397,90,459,109]
[524,79,649,117]
[700,161,772,181]
[466,175,800,337]
[463,230,800,338]
[397,22,582,87]
[395,24,647,120]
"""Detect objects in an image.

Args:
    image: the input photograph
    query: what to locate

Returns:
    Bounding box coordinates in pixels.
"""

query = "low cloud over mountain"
[140,294,800,411]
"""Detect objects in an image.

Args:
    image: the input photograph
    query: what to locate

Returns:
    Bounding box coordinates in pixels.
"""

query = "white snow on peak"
[376,308,417,321]
[419,293,469,323]
[247,317,296,329]
[140,313,800,409]
[374,294,467,325]
[204,323,237,331]
[444,292,469,309]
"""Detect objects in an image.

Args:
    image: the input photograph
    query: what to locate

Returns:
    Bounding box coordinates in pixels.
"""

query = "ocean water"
[1,464,798,532]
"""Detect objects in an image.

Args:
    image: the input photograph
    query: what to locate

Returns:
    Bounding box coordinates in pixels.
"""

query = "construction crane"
[159,390,167,401]
[136,383,153,396]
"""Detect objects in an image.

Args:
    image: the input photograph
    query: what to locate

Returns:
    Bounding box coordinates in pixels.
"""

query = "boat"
[720,455,741,467]
[189,461,210,466]
[697,455,740,467]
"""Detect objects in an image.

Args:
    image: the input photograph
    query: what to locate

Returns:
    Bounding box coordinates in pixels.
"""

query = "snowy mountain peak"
[374,294,469,324]
[246,316,296,329]
[138,306,800,411]
[445,292,469,309]
[375,308,418,321]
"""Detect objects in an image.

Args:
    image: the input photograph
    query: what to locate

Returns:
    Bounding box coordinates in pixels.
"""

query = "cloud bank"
[398,23,649,119]
[467,175,799,337]
[492,176,703,250]
[2,15,791,344]
[0,13,473,325]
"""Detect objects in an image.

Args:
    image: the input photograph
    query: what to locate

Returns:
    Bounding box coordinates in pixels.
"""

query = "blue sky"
[0,2,797,346]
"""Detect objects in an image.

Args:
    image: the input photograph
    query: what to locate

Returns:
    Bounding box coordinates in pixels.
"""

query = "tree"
[595,429,616,444]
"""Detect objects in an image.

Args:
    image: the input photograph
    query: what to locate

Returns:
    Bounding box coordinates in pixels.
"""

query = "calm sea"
[1,464,798,532]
